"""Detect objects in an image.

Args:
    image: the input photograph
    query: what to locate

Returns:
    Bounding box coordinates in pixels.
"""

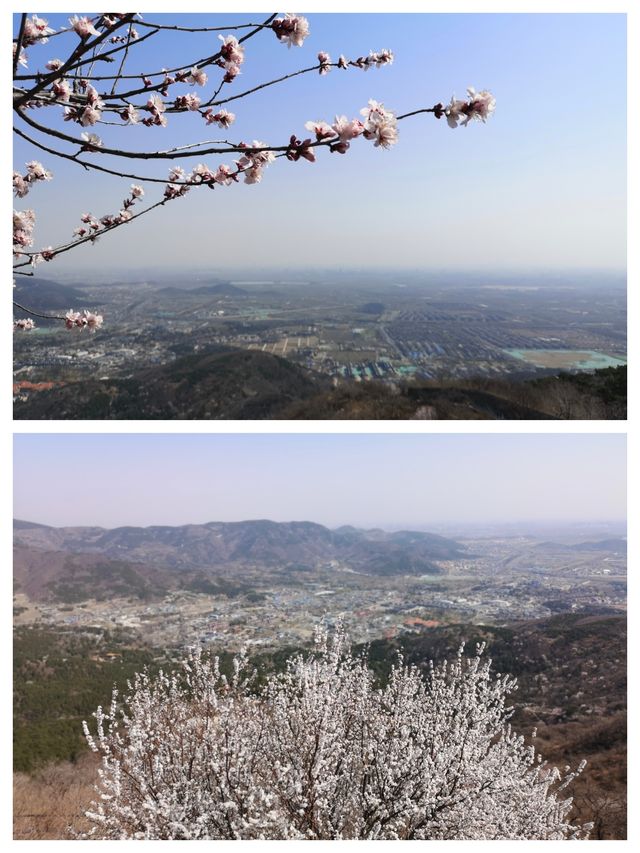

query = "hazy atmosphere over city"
[14,433,626,529]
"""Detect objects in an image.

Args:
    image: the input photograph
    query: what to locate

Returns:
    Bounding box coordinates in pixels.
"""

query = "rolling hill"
[13,519,465,580]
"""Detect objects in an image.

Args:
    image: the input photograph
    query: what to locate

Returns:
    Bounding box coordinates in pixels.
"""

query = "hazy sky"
[13,433,626,529]
[13,12,626,274]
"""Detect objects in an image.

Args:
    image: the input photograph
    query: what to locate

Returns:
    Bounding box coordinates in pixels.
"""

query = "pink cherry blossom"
[130,184,144,198]
[26,161,53,182]
[80,132,103,150]
[304,120,335,141]
[213,164,235,185]
[52,79,71,102]
[360,100,398,148]
[65,309,104,330]
[318,52,331,75]
[203,108,235,129]
[218,35,245,66]
[120,103,140,124]
[13,173,29,198]
[80,105,101,126]
[331,115,364,144]
[69,15,100,39]
[45,58,63,71]
[175,93,201,111]
[13,318,36,331]
[272,14,310,48]
[13,44,28,68]
[445,88,496,128]
[23,15,54,46]
[187,66,208,86]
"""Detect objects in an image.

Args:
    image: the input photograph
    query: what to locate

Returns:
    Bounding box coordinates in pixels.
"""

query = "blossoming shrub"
[81,626,588,840]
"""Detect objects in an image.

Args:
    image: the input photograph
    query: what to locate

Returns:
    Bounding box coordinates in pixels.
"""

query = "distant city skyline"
[13,12,626,275]
[14,434,626,530]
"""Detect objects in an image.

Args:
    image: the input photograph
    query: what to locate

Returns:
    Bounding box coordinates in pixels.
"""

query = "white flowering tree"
[13,12,495,332]
[80,626,588,840]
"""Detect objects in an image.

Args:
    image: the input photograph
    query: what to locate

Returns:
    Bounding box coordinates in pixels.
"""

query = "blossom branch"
[13,14,28,75]
[13,15,136,109]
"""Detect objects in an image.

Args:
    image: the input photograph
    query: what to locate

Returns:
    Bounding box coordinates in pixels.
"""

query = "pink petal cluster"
[13,43,28,68]
[272,14,310,48]
[202,108,235,129]
[65,309,104,331]
[445,87,496,128]
[360,100,398,148]
[352,49,394,70]
[187,66,208,87]
[80,132,103,151]
[69,15,100,39]
[285,135,315,163]
[14,318,37,331]
[52,78,71,102]
[218,35,244,82]
[13,209,36,252]
[63,82,105,127]
[318,52,331,75]
[236,141,277,184]
[174,93,201,111]
[119,103,140,124]
[164,166,192,199]
[143,93,168,127]
[22,15,54,46]
[13,161,52,198]
[304,120,335,141]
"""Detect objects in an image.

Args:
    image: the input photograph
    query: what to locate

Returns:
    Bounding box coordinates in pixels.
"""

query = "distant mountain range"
[533,538,627,555]
[13,519,466,600]
[157,282,247,297]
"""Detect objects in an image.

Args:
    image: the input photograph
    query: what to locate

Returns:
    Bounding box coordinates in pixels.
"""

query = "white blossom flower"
[318,52,331,75]
[331,115,363,144]
[23,15,54,46]
[52,79,71,102]
[130,184,144,198]
[120,103,140,125]
[13,44,28,68]
[218,35,244,66]
[187,66,208,86]
[272,14,310,48]
[13,318,36,331]
[80,132,103,149]
[69,15,100,39]
[26,161,52,182]
[304,120,335,141]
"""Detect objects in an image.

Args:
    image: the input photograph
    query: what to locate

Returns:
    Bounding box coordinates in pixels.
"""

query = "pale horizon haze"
[13,433,626,530]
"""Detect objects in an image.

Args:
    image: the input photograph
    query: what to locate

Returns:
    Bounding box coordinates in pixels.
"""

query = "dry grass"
[13,753,98,840]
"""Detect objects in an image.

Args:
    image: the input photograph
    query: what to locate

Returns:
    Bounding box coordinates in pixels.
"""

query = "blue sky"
[13,12,626,275]
[13,433,626,528]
